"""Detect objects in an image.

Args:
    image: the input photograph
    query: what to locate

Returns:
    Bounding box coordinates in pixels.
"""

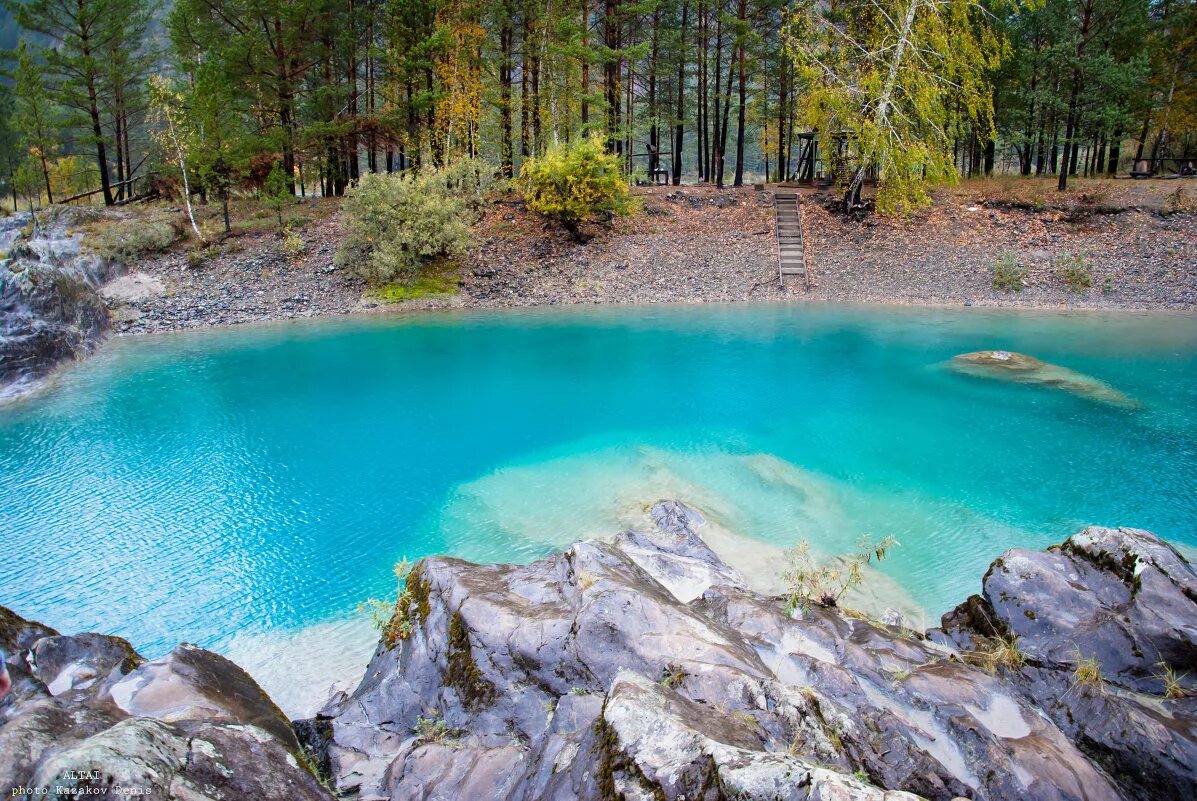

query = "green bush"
[992,252,1027,292]
[88,218,180,262]
[336,158,496,283]
[1054,252,1092,292]
[281,226,305,259]
[520,135,636,240]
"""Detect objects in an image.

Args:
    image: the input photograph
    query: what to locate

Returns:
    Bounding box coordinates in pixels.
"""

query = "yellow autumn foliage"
[520,135,637,239]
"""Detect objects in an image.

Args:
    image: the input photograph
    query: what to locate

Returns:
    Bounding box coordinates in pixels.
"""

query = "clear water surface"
[2,303,1195,711]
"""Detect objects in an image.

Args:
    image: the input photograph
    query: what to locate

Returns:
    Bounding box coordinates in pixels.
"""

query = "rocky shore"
[2,185,1190,397]
[4,500,1195,800]
[0,213,113,397]
[103,183,1195,337]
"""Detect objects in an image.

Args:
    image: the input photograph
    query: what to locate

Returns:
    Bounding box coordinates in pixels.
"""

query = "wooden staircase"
[774,192,808,287]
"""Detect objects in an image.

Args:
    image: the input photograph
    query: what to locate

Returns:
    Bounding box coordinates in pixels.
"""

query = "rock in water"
[948,350,1141,409]
[0,211,112,398]
[298,499,1188,801]
[0,606,334,800]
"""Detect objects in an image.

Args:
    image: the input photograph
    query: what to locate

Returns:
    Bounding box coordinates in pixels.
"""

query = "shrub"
[281,226,305,259]
[781,535,897,612]
[992,252,1027,292]
[336,159,496,283]
[520,134,636,240]
[263,162,290,229]
[1054,252,1092,292]
[88,218,180,262]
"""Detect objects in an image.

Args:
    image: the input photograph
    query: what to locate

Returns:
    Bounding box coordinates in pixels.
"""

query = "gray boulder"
[947,350,1141,409]
[303,500,1133,801]
[0,211,112,396]
[0,608,333,801]
[938,525,1197,800]
[940,526,1197,693]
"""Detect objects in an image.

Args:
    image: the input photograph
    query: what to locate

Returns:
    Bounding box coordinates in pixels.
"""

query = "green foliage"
[520,135,636,238]
[366,267,459,302]
[15,0,156,206]
[12,156,42,211]
[12,41,60,203]
[336,159,496,284]
[360,558,418,649]
[412,711,457,744]
[784,0,1003,214]
[263,164,291,230]
[281,226,305,259]
[992,252,1027,292]
[1054,252,1092,292]
[782,535,898,612]
[88,218,180,262]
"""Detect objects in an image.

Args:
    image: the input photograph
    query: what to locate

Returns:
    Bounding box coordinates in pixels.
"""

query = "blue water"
[2,304,1196,667]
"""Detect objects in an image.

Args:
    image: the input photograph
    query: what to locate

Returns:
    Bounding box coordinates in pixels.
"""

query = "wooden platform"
[774,192,808,287]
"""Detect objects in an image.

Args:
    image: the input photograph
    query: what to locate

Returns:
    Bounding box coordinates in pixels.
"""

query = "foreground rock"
[0,212,113,397]
[300,501,1195,801]
[5,506,1192,800]
[948,350,1140,408]
[0,607,333,800]
[937,525,1197,800]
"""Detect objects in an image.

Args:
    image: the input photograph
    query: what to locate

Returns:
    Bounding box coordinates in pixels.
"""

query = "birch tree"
[148,77,204,242]
[785,0,1002,214]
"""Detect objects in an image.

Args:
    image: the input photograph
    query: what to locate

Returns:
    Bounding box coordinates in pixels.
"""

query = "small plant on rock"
[782,535,898,613]
[992,252,1027,292]
[1158,662,1188,699]
[412,710,456,745]
[966,634,1025,673]
[1054,252,1092,292]
[659,662,689,689]
[360,558,419,648]
[1073,652,1103,691]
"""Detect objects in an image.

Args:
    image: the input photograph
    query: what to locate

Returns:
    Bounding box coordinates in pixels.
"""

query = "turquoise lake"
[2,303,1196,712]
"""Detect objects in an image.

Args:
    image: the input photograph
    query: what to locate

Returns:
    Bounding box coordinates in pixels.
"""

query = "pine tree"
[11,41,61,204]
[10,0,137,205]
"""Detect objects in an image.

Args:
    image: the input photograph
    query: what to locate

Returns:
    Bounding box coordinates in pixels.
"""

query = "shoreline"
[115,292,1197,340]
[100,183,1194,337]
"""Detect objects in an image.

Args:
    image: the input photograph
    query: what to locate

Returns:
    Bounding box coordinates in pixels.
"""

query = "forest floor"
[101,177,1196,335]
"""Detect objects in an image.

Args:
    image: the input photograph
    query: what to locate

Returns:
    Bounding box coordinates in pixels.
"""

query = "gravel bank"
[112,183,1196,334]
